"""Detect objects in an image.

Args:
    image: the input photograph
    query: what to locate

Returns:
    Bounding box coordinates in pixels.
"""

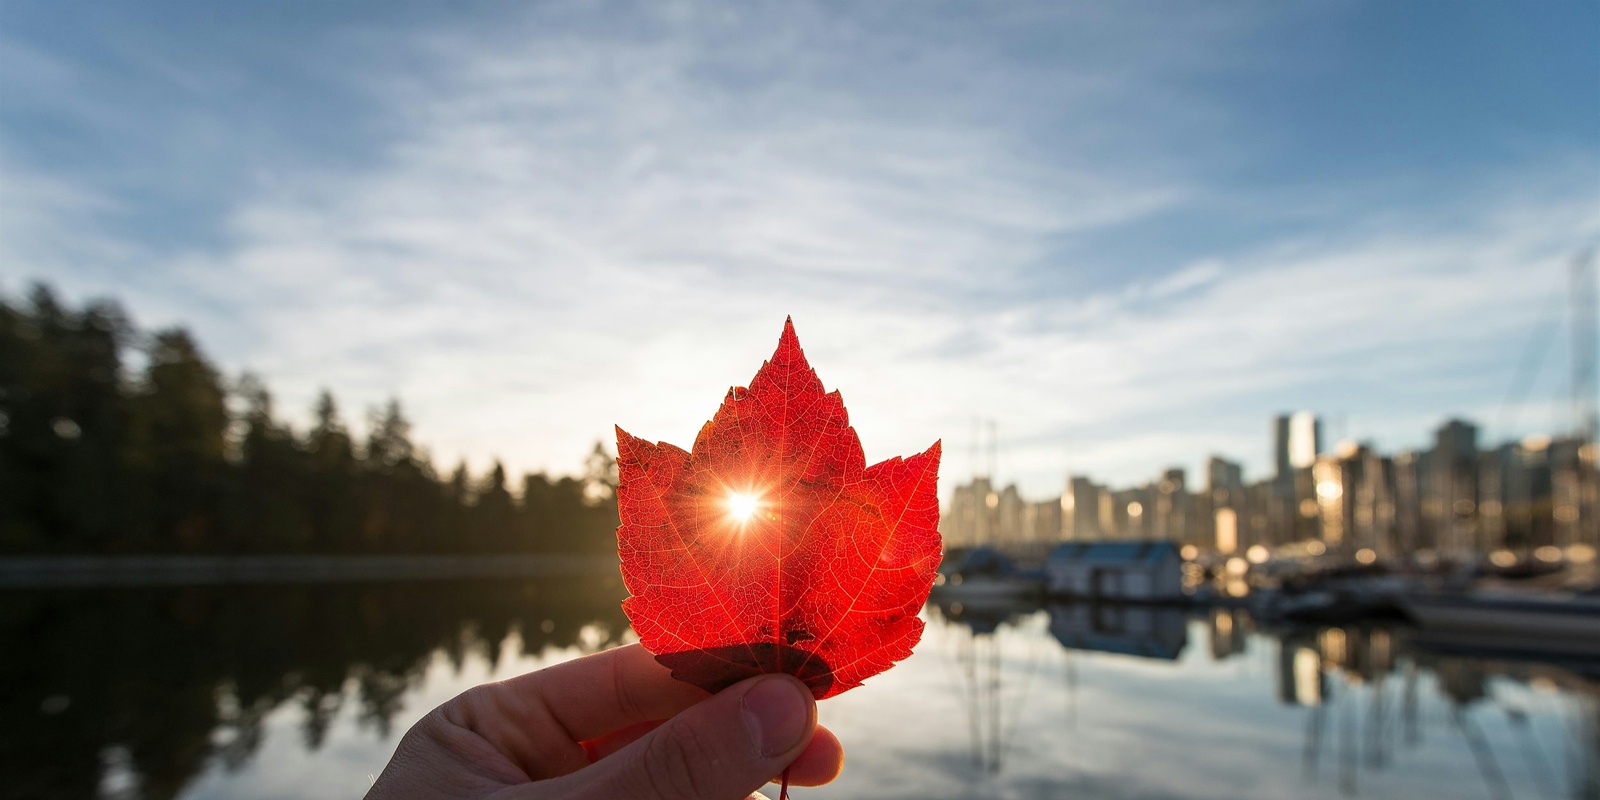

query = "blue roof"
[1046,540,1180,564]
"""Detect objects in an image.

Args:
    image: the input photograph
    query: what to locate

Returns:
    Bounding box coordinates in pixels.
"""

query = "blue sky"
[2,0,1597,497]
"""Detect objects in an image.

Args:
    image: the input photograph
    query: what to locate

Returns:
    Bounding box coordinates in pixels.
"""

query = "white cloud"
[5,2,1596,504]
[169,5,1194,483]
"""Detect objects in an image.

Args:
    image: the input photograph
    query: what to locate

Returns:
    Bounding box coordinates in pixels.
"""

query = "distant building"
[1352,448,1397,557]
[1244,480,1277,548]
[1208,457,1244,506]
[1550,437,1595,551]
[1207,456,1244,552]
[1023,498,1064,544]
[1312,456,1343,550]
[1429,419,1480,557]
[1273,414,1294,486]
[942,476,996,548]
[1045,541,1183,601]
[944,411,1595,563]
[1153,468,1190,543]
[996,484,1025,547]
[1393,450,1427,554]
[1062,476,1103,540]
[1289,411,1323,469]
[1108,487,1149,539]
[1477,443,1518,554]
[942,477,1045,549]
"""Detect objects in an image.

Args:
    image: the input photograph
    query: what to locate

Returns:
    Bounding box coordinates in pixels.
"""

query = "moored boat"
[1401,589,1600,658]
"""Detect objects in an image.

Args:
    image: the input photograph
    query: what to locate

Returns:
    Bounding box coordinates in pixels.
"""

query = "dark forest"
[0,284,619,555]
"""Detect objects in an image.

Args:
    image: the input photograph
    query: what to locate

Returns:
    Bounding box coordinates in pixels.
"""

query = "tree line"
[0,284,619,555]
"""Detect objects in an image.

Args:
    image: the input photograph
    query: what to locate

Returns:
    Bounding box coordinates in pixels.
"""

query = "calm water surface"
[5,577,1596,800]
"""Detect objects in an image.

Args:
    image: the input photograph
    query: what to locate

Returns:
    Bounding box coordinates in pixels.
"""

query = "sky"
[2,0,1597,499]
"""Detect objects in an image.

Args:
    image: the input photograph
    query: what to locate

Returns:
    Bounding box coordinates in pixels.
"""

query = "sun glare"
[727,492,760,523]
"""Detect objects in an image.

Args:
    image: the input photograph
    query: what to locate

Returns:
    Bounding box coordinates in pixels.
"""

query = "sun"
[726,492,760,523]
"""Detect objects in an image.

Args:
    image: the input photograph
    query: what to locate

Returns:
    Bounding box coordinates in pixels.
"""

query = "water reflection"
[6,581,1599,799]
[1,576,628,800]
[929,593,1600,799]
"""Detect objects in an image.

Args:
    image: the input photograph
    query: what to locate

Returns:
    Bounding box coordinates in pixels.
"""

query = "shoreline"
[0,554,620,588]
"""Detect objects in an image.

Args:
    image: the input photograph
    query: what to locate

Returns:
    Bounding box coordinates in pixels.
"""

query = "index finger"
[477,643,709,745]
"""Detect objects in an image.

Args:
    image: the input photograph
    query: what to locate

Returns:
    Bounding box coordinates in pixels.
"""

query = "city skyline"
[944,409,1599,561]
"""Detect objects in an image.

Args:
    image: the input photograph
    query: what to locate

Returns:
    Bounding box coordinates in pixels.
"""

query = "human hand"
[366,643,844,800]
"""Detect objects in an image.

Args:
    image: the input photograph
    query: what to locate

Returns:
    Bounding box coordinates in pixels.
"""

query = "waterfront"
[6,576,1595,800]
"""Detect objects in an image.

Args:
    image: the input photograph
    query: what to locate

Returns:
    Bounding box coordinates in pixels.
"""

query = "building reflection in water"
[1050,602,1188,661]
[931,594,1600,800]
[1266,614,1600,800]
[8,581,1600,799]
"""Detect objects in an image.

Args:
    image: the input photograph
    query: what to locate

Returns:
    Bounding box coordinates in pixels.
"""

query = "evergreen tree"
[235,374,309,552]
[364,399,413,469]
[583,442,618,505]
[475,461,517,552]
[442,461,472,552]
[0,286,132,551]
[125,328,229,551]
[0,283,625,557]
[305,390,358,551]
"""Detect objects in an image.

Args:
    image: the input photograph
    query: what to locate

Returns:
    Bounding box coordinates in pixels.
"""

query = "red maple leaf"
[615,318,941,700]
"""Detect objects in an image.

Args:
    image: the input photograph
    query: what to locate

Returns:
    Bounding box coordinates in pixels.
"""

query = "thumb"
[549,674,815,800]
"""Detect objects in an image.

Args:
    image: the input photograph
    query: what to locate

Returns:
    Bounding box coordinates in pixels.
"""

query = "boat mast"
[1572,248,1597,445]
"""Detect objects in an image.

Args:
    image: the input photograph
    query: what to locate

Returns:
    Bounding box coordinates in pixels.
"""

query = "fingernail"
[741,677,810,757]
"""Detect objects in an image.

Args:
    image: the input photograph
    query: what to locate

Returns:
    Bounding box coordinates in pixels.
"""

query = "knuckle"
[612,651,649,722]
[446,684,492,728]
[638,724,717,800]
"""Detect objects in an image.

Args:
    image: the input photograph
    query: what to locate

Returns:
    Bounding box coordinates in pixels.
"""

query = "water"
[4,577,1596,800]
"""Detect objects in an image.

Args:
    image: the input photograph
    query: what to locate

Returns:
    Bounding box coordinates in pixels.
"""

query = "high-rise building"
[1023,498,1064,545]
[1153,468,1190,542]
[1428,419,1480,557]
[1312,452,1351,552]
[1208,457,1244,506]
[997,484,1026,547]
[1394,450,1430,553]
[1273,414,1293,484]
[1289,411,1322,469]
[1062,476,1103,540]
[1207,456,1245,552]
[1244,480,1276,548]
[1477,444,1517,554]
[942,476,996,547]
[1352,447,1396,557]
[1551,437,1589,550]
[948,411,1594,561]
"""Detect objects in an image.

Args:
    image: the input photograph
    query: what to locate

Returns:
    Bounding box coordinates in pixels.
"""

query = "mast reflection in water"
[5,580,1599,799]
[924,594,1599,800]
